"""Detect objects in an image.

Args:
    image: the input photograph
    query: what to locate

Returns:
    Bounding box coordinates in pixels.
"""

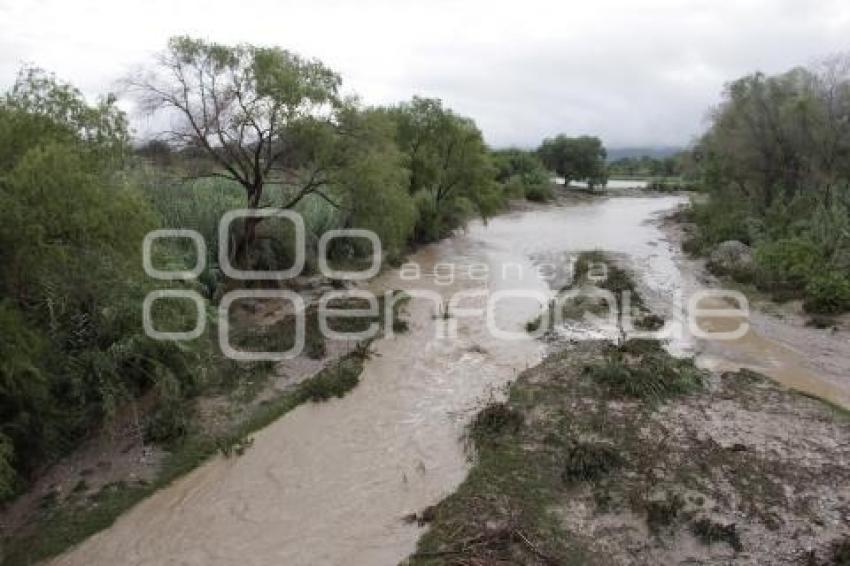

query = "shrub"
[754,237,823,293]
[524,182,554,202]
[804,273,850,314]
[0,73,210,497]
[645,494,685,533]
[689,199,752,248]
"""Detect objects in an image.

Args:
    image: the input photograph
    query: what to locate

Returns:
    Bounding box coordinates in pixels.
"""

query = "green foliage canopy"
[538,134,607,187]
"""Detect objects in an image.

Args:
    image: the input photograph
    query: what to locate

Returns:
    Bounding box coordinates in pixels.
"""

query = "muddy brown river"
[51,196,850,565]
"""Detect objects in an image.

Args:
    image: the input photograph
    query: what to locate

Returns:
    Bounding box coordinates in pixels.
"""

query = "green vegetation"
[491,148,554,202]
[681,57,850,314]
[0,32,551,510]
[131,38,550,272]
[385,97,505,242]
[583,341,705,403]
[561,441,624,484]
[0,67,209,502]
[607,153,686,178]
[538,134,607,188]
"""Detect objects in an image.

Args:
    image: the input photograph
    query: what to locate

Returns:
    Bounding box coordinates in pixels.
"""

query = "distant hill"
[606,146,683,161]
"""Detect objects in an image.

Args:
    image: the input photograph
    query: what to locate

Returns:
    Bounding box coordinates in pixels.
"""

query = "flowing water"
[52,196,850,566]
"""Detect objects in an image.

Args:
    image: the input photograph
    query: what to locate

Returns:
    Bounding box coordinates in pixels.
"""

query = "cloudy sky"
[1,0,849,148]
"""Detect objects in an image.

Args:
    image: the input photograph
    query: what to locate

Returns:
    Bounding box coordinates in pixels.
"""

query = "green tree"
[129,36,345,260]
[326,107,416,258]
[491,148,553,201]
[538,135,607,188]
[0,67,128,172]
[691,55,850,313]
[387,97,502,241]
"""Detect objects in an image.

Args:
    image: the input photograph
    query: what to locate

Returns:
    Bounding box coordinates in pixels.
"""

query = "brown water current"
[51,196,850,566]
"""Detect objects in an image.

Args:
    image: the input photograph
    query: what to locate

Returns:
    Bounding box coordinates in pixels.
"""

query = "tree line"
[0,36,610,500]
[685,55,850,314]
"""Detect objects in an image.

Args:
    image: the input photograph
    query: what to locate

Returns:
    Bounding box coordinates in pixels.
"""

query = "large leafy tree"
[0,67,128,172]
[328,107,416,257]
[538,134,607,188]
[129,37,346,258]
[699,62,850,210]
[387,97,501,241]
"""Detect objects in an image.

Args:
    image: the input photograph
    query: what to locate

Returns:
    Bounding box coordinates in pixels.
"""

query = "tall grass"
[137,168,352,293]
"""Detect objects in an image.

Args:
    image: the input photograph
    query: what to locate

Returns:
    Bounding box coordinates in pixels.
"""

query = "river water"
[51,196,849,566]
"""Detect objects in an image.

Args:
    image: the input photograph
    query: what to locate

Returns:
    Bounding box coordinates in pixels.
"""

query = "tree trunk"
[230,185,264,270]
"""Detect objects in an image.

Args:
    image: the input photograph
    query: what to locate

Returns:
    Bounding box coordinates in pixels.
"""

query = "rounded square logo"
[318,229,382,280]
[143,289,206,341]
[218,290,306,361]
[219,209,305,280]
[143,229,207,280]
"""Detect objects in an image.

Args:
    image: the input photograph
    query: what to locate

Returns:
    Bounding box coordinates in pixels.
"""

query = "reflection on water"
[53,197,849,566]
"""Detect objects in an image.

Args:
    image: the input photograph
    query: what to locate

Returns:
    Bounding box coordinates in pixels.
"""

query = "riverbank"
[0,294,408,566]
[657,206,850,410]
[408,340,850,565]
[407,255,850,565]
[663,206,850,333]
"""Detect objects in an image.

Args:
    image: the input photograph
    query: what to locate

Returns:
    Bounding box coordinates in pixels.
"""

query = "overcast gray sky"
[2,0,849,148]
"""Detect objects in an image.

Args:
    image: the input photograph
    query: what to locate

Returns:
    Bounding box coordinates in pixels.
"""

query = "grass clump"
[561,441,624,484]
[299,356,363,402]
[645,494,685,534]
[690,517,743,552]
[584,342,704,404]
[214,435,255,458]
[563,251,665,330]
[572,251,643,304]
[470,402,523,440]
[824,538,850,565]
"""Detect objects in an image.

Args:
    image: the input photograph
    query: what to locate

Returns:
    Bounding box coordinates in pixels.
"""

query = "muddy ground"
[407,338,850,565]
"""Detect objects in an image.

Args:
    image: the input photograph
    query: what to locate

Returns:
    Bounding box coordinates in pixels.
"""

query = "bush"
[144,401,192,444]
[804,273,850,314]
[524,182,554,202]
[689,199,752,250]
[754,237,823,293]
[645,494,685,533]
